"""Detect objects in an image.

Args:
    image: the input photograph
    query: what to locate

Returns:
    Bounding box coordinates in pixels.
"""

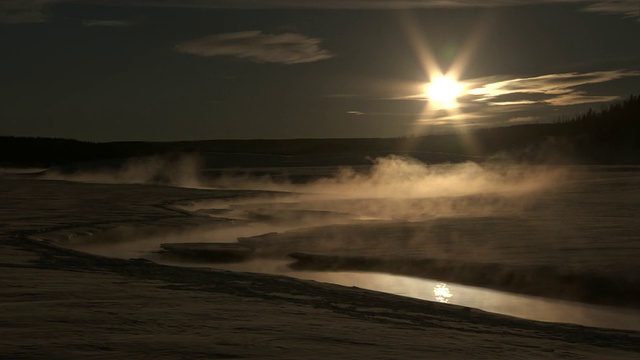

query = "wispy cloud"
[545,92,620,106]
[174,31,335,65]
[0,0,134,25]
[415,69,638,130]
[508,116,539,124]
[81,19,133,27]
[0,0,51,24]
[120,0,640,18]
[468,70,640,106]
[582,1,640,18]
[419,112,491,123]
[85,1,639,15]
[3,0,638,24]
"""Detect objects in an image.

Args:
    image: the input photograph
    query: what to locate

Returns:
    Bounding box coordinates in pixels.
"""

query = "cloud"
[174,31,335,65]
[508,116,539,124]
[86,0,639,15]
[81,19,133,27]
[489,100,540,106]
[545,92,620,106]
[0,0,134,25]
[0,0,51,24]
[582,1,640,18]
[468,70,640,107]
[418,112,491,123]
[3,1,638,24]
[140,1,640,18]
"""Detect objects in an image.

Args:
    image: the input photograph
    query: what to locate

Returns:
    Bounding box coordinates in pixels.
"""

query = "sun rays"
[397,10,487,125]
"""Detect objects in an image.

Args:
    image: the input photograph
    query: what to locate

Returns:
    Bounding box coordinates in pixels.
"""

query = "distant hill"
[1,95,638,167]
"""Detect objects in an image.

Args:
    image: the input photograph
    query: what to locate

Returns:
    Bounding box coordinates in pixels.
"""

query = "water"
[64,164,640,330]
[142,256,638,331]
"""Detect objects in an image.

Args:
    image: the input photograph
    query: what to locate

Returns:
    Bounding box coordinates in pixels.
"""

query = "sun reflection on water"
[434,282,453,303]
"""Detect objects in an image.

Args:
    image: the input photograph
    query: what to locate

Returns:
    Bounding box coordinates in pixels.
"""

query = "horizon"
[2,1,639,141]
[4,93,637,144]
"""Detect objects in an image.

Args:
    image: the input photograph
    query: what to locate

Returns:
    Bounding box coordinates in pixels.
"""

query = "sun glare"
[433,283,453,303]
[426,76,464,109]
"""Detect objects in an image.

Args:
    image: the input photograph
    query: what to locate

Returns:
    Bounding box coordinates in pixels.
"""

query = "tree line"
[1,95,638,167]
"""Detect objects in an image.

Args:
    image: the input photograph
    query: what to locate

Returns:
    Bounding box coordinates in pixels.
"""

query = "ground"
[1,178,638,359]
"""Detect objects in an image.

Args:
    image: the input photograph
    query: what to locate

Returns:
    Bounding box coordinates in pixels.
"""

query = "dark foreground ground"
[1,178,639,359]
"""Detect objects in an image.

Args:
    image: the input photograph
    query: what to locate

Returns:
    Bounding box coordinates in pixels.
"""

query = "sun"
[426,76,464,109]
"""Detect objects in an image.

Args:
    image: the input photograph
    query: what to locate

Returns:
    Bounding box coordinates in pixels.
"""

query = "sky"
[1,0,639,141]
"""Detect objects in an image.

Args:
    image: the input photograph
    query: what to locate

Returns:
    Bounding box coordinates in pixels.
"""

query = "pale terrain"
[1,178,639,359]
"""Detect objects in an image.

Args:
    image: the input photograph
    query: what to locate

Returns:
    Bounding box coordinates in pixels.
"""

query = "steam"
[41,153,566,210]
[55,154,570,258]
[210,156,565,195]
[44,156,640,317]
[204,156,567,221]
[37,153,570,233]
[301,156,563,198]
[44,153,203,188]
[53,154,599,311]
